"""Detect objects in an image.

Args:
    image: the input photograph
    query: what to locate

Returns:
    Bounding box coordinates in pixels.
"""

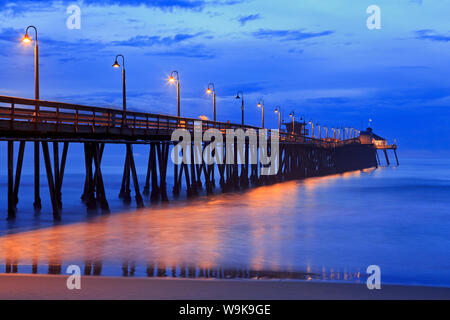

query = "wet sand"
[1,274,450,300]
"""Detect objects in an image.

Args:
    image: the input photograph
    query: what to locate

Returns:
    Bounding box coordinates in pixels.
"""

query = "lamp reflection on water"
[0,173,371,282]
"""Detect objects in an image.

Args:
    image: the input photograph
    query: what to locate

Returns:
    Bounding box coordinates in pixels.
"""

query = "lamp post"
[206,83,216,122]
[289,112,295,134]
[309,121,315,138]
[22,26,39,102]
[236,91,244,125]
[169,71,180,118]
[257,99,265,128]
[274,106,282,132]
[22,25,41,210]
[112,54,126,112]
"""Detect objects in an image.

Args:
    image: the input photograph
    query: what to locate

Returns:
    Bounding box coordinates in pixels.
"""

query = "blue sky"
[0,0,449,152]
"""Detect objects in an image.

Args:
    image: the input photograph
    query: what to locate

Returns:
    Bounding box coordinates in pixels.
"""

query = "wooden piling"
[92,143,110,213]
[394,149,399,166]
[383,149,390,166]
[157,142,169,202]
[13,141,25,207]
[7,141,15,219]
[42,141,61,220]
[33,141,42,210]
[126,144,144,208]
[119,146,132,202]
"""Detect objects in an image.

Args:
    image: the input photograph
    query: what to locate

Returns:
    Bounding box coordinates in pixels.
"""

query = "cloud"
[415,29,450,42]
[0,27,22,42]
[0,1,51,16]
[252,29,334,41]
[145,44,215,59]
[0,0,244,13]
[288,48,304,54]
[83,0,206,10]
[237,14,260,26]
[112,32,204,47]
[0,27,209,61]
[307,97,351,105]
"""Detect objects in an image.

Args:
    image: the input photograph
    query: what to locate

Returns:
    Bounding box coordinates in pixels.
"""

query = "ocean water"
[0,147,449,287]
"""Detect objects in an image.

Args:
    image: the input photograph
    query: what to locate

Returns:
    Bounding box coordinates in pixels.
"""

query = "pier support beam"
[119,146,132,203]
[143,144,152,196]
[7,141,15,219]
[144,143,160,201]
[157,142,169,202]
[83,143,97,210]
[33,141,42,210]
[83,142,109,213]
[394,149,399,166]
[376,151,381,167]
[383,149,390,166]
[41,141,61,220]
[126,144,144,208]
[57,142,69,208]
[13,141,26,207]
[91,143,110,213]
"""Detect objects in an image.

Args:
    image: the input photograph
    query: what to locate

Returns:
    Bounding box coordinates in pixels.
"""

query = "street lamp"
[169,71,180,118]
[112,54,126,112]
[274,106,282,132]
[289,112,295,134]
[22,26,39,102]
[22,25,41,210]
[236,91,244,125]
[257,99,265,128]
[206,83,216,122]
[308,121,315,138]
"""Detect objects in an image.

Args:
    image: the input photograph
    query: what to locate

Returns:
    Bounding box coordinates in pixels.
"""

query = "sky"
[0,0,449,152]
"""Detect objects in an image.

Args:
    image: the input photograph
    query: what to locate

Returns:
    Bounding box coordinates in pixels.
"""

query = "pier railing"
[0,95,355,147]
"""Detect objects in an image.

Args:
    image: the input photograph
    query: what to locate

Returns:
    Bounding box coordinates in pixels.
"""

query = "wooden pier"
[0,95,391,221]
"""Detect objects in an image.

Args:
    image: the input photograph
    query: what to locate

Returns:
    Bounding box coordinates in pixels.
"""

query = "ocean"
[0,144,449,287]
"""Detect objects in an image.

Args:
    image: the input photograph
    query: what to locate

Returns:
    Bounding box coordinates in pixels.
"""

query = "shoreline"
[1,274,450,300]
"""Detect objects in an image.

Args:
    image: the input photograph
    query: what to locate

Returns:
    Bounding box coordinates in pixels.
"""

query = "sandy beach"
[1,274,449,300]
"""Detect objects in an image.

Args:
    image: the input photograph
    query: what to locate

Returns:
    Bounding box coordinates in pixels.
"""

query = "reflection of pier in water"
[2,260,363,283]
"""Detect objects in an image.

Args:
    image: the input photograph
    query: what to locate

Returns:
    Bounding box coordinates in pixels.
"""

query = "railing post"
[92,111,95,133]
[107,111,111,134]
[157,115,160,135]
[56,106,60,132]
[34,100,38,131]
[75,108,79,133]
[10,103,14,130]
